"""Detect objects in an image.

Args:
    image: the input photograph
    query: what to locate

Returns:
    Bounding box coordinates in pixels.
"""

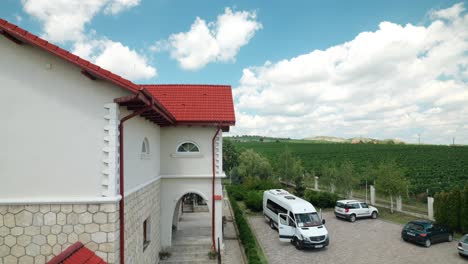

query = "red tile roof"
[0,18,235,126]
[0,18,139,94]
[141,84,236,125]
[47,242,107,264]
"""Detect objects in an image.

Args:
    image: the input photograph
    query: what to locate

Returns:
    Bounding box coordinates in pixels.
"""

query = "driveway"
[248,211,465,264]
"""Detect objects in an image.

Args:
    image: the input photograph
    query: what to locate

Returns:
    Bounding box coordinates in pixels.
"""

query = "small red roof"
[47,242,107,264]
[142,84,236,125]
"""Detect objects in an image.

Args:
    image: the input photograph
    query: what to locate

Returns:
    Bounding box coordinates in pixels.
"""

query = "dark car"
[401,220,453,247]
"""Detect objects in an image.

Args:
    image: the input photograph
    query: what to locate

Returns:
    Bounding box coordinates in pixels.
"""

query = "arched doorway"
[171,192,212,245]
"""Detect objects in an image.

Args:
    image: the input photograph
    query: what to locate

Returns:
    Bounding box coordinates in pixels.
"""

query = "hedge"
[244,191,263,212]
[434,182,468,233]
[304,189,340,209]
[227,189,263,264]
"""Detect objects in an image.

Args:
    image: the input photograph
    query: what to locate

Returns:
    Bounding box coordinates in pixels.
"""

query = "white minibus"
[263,189,329,249]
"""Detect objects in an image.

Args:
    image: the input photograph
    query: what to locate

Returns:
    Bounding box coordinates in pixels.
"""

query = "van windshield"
[295,212,322,227]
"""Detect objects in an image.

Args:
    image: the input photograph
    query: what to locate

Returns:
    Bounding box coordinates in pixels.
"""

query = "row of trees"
[434,183,468,233]
[224,140,409,213]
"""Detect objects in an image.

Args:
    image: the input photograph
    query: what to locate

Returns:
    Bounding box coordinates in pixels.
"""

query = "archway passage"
[161,193,217,263]
[172,193,212,245]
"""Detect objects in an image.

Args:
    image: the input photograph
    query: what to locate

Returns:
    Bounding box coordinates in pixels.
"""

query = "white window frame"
[171,141,203,158]
[141,137,151,160]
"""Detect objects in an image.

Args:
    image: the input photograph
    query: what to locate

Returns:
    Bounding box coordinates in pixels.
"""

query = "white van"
[263,189,329,249]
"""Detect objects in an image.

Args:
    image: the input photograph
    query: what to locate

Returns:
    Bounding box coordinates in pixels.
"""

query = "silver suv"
[334,200,378,222]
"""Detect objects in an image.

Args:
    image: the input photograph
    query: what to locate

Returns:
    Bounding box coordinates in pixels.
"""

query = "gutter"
[118,106,152,264]
[211,126,222,252]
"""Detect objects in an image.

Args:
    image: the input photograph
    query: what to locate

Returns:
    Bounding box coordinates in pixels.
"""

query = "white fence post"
[396,196,402,212]
[314,176,319,191]
[428,197,434,220]
[370,185,376,205]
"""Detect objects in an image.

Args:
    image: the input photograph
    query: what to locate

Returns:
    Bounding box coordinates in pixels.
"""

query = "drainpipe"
[211,126,222,252]
[118,106,151,264]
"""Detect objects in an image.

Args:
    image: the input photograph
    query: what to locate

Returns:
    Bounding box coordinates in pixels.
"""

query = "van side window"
[266,199,287,218]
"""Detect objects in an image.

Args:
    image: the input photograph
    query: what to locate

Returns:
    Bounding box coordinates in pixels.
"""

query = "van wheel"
[371,211,378,219]
[269,219,275,230]
[349,214,356,222]
[425,239,431,248]
[448,234,453,242]
[293,237,302,250]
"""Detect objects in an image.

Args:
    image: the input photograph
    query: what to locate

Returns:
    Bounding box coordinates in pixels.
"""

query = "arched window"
[177,142,200,153]
[141,138,150,159]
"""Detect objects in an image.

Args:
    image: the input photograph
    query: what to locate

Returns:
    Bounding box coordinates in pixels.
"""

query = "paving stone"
[4,214,15,228]
[18,255,34,264]
[17,235,32,247]
[25,243,40,256]
[11,227,24,236]
[15,211,33,227]
[79,212,92,224]
[93,212,107,224]
[91,232,107,244]
[43,213,56,226]
[11,245,25,257]
[4,235,16,247]
[24,226,40,236]
[56,213,66,225]
[4,255,17,264]
[0,245,10,257]
[31,235,46,246]
[73,205,87,214]
[40,244,52,256]
[60,205,73,214]
[32,213,43,226]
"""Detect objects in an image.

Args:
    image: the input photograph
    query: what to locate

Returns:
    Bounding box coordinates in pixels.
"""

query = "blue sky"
[2,0,467,144]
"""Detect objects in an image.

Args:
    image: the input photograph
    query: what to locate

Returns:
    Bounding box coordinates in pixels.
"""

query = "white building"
[0,18,235,264]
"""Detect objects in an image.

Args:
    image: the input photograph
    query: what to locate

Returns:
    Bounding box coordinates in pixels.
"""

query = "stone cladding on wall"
[0,203,120,264]
[124,179,161,264]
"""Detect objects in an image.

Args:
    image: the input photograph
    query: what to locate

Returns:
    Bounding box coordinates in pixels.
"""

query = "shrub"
[226,185,246,201]
[446,187,461,231]
[227,188,263,264]
[305,190,339,209]
[462,183,468,233]
[245,191,263,212]
[243,177,281,191]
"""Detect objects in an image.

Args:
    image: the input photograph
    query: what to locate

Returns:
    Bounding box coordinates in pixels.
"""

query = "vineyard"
[231,140,468,195]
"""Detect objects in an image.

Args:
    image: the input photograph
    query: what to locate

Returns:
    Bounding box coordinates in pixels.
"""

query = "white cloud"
[231,3,468,144]
[73,39,156,80]
[21,0,156,81]
[159,7,262,70]
[104,0,140,15]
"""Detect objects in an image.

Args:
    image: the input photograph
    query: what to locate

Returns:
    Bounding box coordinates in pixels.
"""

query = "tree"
[276,146,303,182]
[462,183,468,233]
[223,139,239,174]
[237,149,272,180]
[320,163,339,193]
[374,160,408,213]
[434,191,449,225]
[335,161,358,198]
[446,187,461,231]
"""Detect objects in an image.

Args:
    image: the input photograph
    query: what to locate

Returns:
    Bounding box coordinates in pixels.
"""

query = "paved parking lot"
[248,212,466,264]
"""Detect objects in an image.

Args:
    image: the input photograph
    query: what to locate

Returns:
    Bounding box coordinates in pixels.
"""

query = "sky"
[1,0,468,144]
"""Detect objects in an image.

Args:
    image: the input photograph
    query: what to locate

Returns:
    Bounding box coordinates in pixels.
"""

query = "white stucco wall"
[160,126,217,176]
[0,36,132,199]
[121,108,161,193]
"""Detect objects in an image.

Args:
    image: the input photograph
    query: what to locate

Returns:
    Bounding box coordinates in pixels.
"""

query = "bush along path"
[226,185,268,264]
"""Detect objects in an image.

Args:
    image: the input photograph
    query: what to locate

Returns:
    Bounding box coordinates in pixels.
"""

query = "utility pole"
[453,137,455,146]
[418,133,421,145]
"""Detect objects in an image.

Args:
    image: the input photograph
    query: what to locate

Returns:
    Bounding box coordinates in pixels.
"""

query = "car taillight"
[419,233,427,237]
[345,208,349,213]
